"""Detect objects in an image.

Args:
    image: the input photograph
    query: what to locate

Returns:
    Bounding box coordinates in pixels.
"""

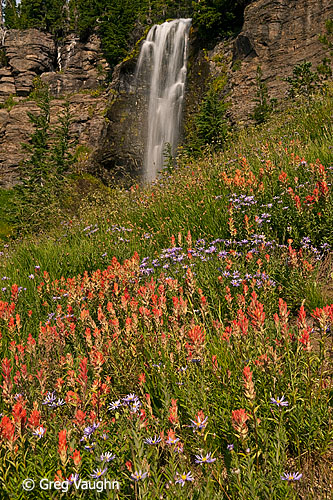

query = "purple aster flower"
[166,434,180,445]
[174,442,184,453]
[194,453,216,464]
[91,467,107,479]
[271,396,289,407]
[54,398,66,408]
[227,444,234,451]
[189,415,208,433]
[32,426,46,438]
[131,470,148,481]
[29,274,35,279]
[108,399,122,411]
[281,472,302,481]
[83,426,95,437]
[144,435,162,445]
[42,391,57,406]
[84,442,96,451]
[130,399,142,413]
[175,472,194,486]
[66,473,79,485]
[123,393,139,405]
[100,452,116,462]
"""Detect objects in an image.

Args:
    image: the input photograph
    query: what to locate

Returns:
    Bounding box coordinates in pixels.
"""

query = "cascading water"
[135,19,191,182]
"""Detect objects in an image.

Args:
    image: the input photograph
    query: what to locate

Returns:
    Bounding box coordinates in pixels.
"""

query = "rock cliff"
[0,29,109,188]
[229,0,333,123]
[0,0,332,188]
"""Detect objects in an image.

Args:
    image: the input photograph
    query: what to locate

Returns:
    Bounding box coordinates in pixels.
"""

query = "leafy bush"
[186,76,230,153]
[286,62,321,100]
[10,79,75,233]
[252,66,277,124]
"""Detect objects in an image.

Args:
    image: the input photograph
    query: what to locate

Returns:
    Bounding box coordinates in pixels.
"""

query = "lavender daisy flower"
[66,473,79,485]
[194,453,216,464]
[122,393,139,404]
[42,391,57,406]
[144,435,162,445]
[175,472,194,486]
[227,444,234,451]
[91,467,107,479]
[189,415,208,432]
[55,398,66,408]
[131,400,142,413]
[281,472,302,481]
[166,435,180,445]
[83,421,100,436]
[271,396,289,407]
[84,442,96,451]
[131,470,148,481]
[100,452,116,462]
[32,426,46,439]
[108,400,122,411]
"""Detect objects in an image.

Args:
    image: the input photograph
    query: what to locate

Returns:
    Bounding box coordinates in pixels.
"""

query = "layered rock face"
[3,29,56,96]
[229,0,333,123]
[0,29,109,188]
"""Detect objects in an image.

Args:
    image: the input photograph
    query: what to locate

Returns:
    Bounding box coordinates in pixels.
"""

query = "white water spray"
[135,19,191,182]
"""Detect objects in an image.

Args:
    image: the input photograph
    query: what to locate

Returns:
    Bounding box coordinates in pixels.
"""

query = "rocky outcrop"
[0,29,110,188]
[228,0,333,123]
[3,29,56,96]
[95,57,146,180]
[42,33,109,96]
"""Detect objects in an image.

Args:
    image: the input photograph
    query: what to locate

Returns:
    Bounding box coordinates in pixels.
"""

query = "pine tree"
[3,0,19,29]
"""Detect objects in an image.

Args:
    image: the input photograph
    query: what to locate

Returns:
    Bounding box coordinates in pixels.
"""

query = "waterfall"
[135,19,191,182]
[57,46,62,71]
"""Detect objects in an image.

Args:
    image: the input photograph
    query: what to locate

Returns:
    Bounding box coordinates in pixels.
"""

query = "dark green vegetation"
[2,0,252,69]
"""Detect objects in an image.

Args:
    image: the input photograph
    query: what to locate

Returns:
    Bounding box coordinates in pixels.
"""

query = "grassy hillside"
[0,94,332,499]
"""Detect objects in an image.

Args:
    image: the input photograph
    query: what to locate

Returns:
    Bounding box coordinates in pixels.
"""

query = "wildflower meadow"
[0,95,332,499]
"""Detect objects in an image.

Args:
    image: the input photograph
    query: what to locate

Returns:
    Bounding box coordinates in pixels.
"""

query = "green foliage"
[11,79,75,233]
[286,62,321,100]
[98,1,138,68]
[0,95,16,110]
[186,76,229,153]
[192,0,252,44]
[0,189,15,241]
[252,66,277,124]
[163,142,174,174]
[3,0,19,29]
[318,18,333,78]
[0,49,8,67]
[3,0,252,69]
[5,0,65,34]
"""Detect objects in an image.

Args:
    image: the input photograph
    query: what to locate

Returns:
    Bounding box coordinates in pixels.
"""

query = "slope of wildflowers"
[0,95,332,499]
